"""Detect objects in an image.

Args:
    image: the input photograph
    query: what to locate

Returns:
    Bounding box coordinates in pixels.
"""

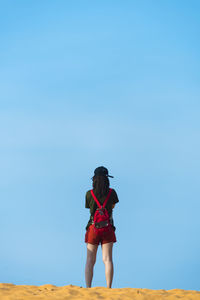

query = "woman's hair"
[92,175,110,197]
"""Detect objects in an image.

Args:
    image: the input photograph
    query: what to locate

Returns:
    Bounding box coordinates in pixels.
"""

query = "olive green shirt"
[85,188,119,230]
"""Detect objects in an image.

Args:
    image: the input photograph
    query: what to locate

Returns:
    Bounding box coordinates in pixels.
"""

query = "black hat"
[93,166,114,178]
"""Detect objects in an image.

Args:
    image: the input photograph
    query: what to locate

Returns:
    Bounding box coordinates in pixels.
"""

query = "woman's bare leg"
[102,242,114,288]
[85,243,98,288]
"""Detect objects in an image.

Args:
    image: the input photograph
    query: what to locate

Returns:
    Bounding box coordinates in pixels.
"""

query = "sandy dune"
[0,283,199,300]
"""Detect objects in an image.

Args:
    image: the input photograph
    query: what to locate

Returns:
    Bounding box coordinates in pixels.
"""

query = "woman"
[85,166,119,288]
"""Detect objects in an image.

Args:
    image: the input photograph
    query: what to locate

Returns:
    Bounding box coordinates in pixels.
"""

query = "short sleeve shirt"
[85,188,119,230]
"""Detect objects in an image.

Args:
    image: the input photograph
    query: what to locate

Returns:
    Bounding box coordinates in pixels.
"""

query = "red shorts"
[85,224,117,245]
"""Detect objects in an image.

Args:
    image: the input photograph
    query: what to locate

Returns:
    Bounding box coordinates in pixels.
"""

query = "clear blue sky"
[0,0,200,290]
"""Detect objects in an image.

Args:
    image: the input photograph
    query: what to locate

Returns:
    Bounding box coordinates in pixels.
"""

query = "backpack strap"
[90,188,112,209]
[90,190,101,208]
[103,188,112,208]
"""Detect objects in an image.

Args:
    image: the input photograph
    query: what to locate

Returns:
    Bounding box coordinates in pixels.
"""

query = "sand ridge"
[0,283,199,300]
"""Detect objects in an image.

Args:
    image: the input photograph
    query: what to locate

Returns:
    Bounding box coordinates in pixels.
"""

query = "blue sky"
[0,0,200,290]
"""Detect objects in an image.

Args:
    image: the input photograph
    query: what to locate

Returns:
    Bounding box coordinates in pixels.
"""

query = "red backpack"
[91,188,112,232]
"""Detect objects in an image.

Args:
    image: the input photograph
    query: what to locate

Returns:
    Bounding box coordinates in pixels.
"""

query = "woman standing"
[85,166,119,288]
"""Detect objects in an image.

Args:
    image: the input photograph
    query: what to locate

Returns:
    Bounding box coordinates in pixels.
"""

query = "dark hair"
[92,175,110,198]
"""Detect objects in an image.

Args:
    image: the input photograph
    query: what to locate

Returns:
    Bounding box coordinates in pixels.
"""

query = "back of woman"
[85,166,119,288]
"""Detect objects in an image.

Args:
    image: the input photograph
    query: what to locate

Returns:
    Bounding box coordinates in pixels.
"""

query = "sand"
[0,283,199,300]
